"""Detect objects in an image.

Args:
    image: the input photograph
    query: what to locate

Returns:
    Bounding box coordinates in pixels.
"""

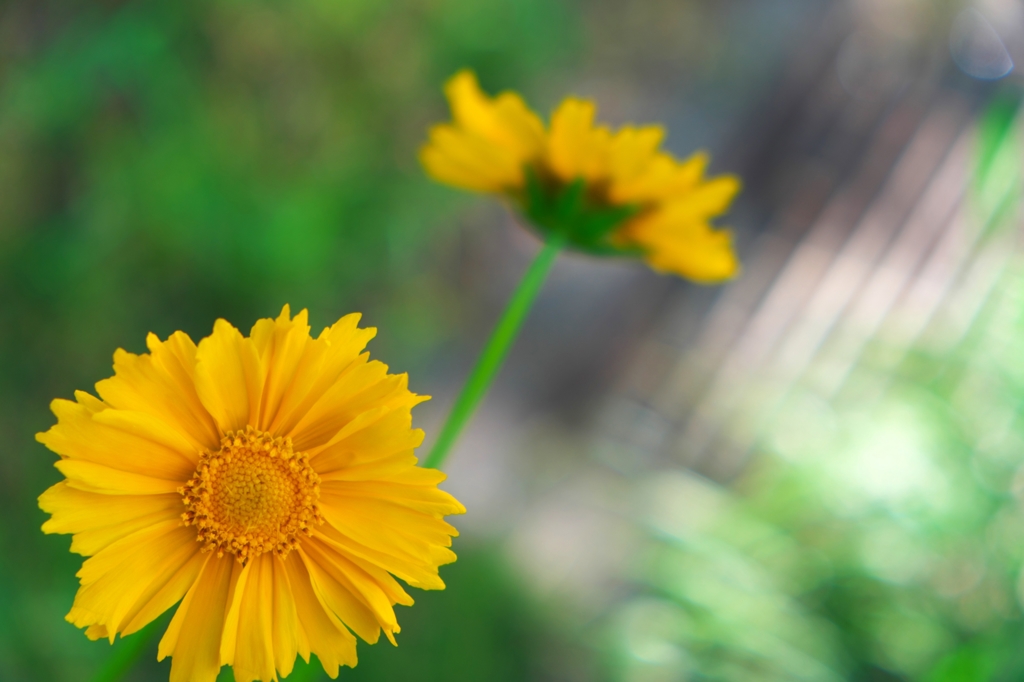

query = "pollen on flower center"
[180,426,323,565]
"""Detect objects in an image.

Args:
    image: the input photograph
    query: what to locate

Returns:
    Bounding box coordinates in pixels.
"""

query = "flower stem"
[424,236,563,470]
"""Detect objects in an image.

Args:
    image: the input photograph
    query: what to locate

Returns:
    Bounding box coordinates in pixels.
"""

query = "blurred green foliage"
[0,0,580,680]
[605,101,1024,681]
[209,547,562,682]
[973,89,1021,234]
[611,270,1024,680]
[6,1,1024,681]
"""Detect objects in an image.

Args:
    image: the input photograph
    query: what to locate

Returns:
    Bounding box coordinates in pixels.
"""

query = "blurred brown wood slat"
[599,5,1010,482]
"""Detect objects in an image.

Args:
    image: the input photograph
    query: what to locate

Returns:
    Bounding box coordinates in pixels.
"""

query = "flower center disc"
[180,426,323,565]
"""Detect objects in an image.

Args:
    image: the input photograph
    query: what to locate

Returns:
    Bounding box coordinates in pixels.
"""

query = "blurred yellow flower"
[421,70,741,282]
[38,306,464,682]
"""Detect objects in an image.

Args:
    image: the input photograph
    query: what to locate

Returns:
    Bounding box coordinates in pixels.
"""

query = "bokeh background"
[2,0,1024,680]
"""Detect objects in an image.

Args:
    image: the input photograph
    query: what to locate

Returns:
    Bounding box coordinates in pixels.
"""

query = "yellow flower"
[421,70,741,282]
[37,306,465,682]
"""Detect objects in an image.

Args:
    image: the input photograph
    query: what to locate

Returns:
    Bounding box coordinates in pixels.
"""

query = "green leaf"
[976,92,1020,187]
[523,166,553,227]
[554,178,586,223]
[973,91,1023,233]
[921,643,996,682]
[520,171,641,251]
[573,204,640,245]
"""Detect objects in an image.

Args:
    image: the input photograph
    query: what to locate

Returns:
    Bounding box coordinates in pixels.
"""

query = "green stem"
[90,615,165,682]
[424,236,563,470]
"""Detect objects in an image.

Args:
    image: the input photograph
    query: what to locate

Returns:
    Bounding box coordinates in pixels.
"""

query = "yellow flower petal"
[625,213,740,283]
[194,319,264,434]
[85,624,109,641]
[318,490,459,582]
[41,308,464,681]
[39,482,182,556]
[419,70,545,194]
[609,151,709,204]
[421,71,743,284]
[445,70,545,161]
[662,174,742,221]
[67,519,200,641]
[324,479,466,517]
[250,304,313,433]
[319,453,445,484]
[301,540,393,644]
[547,97,612,182]
[56,460,183,495]
[268,554,302,679]
[38,396,196,481]
[95,332,220,452]
[268,312,376,437]
[421,124,526,191]
[283,552,358,677]
[291,365,425,453]
[221,554,293,682]
[161,555,236,682]
[121,548,207,637]
[607,125,666,183]
[315,521,446,591]
[420,143,513,193]
[310,404,425,473]
[338,548,414,608]
[219,560,251,669]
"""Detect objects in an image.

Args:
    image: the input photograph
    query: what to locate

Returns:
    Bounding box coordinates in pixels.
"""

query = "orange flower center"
[180,426,323,565]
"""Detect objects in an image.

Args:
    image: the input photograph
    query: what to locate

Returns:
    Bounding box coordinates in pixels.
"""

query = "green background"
[3,1,1024,681]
